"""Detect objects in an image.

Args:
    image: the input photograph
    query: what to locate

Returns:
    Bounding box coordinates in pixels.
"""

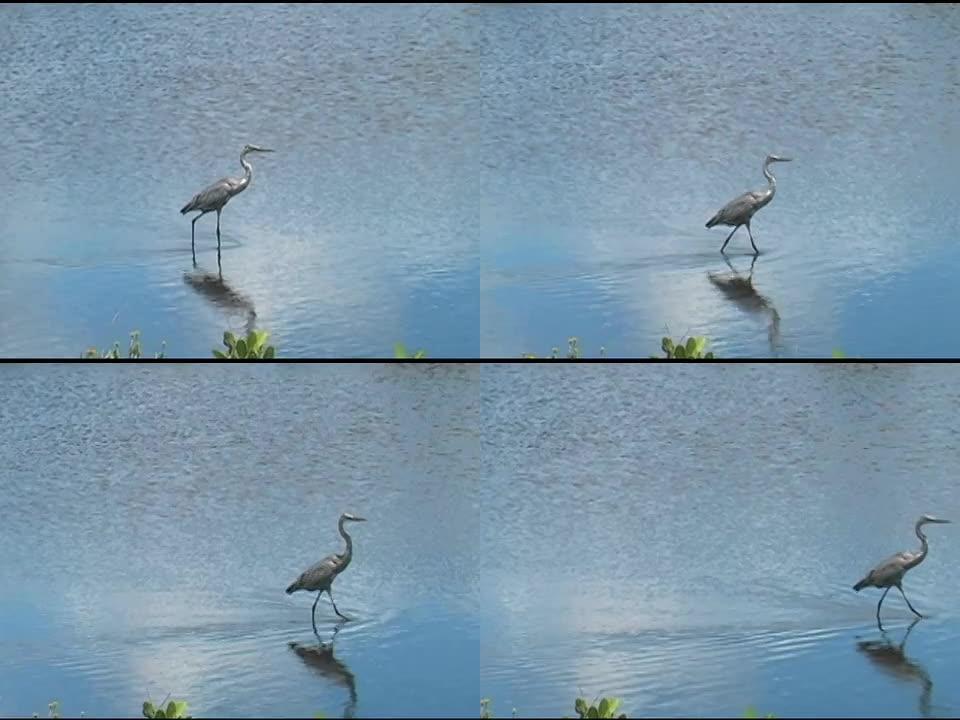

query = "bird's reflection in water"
[289,622,358,719]
[183,261,257,336]
[856,619,932,718]
[707,254,782,353]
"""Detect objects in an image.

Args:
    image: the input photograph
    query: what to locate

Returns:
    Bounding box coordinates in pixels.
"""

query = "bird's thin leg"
[876,586,891,628]
[897,584,923,618]
[311,592,321,636]
[328,589,349,621]
[216,210,222,252]
[191,215,201,262]
[720,226,739,253]
[746,222,759,255]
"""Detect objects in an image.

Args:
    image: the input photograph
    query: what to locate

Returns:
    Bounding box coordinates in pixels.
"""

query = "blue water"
[479,364,960,717]
[479,3,960,358]
[0,3,479,358]
[0,364,480,718]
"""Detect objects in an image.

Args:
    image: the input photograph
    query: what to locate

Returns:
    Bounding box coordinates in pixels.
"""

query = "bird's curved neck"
[338,517,353,560]
[914,522,929,563]
[239,151,253,185]
[762,159,778,197]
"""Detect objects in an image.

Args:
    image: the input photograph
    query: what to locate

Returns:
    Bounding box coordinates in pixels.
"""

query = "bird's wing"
[181,177,242,213]
[864,551,914,583]
[295,553,343,588]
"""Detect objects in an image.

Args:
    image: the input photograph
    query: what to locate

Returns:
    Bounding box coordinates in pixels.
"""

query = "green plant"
[522,337,605,359]
[744,708,775,719]
[393,343,427,359]
[213,330,275,359]
[83,330,165,359]
[573,696,626,719]
[656,335,714,359]
[143,699,191,719]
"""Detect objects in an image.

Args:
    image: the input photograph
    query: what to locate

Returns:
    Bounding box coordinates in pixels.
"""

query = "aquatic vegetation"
[83,330,166,359]
[142,699,191,719]
[573,696,626,719]
[522,337,606,359]
[393,343,428,359]
[743,708,776,719]
[212,330,276,359]
[656,335,714,359]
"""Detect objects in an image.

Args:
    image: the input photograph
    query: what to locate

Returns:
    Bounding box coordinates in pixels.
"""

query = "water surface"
[0,364,480,718]
[0,3,479,357]
[479,3,960,357]
[480,364,960,717]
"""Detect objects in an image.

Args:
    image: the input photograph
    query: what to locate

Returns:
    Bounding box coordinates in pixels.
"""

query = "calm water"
[0,4,479,358]
[0,364,480,718]
[480,364,960,717]
[479,3,960,358]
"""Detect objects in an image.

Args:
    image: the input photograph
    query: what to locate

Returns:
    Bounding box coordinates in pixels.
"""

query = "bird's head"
[765,154,792,164]
[242,144,274,155]
[919,514,951,526]
[341,512,367,523]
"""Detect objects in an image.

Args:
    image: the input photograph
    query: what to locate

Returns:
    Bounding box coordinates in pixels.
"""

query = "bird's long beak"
[776,157,793,162]
[352,516,367,522]
[934,518,951,524]
[258,148,275,153]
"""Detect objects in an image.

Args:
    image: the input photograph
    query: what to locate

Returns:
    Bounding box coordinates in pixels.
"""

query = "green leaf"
[414,349,426,359]
[394,343,408,359]
[212,349,228,359]
[143,701,155,719]
[661,337,674,354]
[236,338,248,357]
[264,346,276,360]
[223,331,236,349]
[689,336,707,357]
[744,708,758,719]
[587,707,599,719]
[171,701,188,718]
[832,349,846,358]
[674,344,687,359]
[599,698,611,717]
[575,699,587,717]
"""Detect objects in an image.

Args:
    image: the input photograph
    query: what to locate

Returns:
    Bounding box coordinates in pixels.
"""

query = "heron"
[853,515,951,628]
[706,154,792,255]
[180,144,273,261]
[286,512,366,633]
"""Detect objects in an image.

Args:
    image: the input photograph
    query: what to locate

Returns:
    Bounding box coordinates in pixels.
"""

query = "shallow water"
[479,364,960,716]
[0,364,480,718]
[0,3,479,357]
[479,3,960,357]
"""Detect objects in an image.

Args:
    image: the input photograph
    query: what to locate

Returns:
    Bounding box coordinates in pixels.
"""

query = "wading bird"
[180,144,273,261]
[853,515,950,628]
[287,513,366,633]
[706,154,792,255]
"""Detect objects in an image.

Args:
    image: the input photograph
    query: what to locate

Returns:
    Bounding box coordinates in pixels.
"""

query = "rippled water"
[0,364,480,718]
[479,3,960,358]
[480,364,960,717]
[0,4,479,357]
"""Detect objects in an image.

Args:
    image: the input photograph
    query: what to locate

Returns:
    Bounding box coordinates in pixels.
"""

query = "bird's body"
[181,144,273,262]
[706,154,791,255]
[853,515,950,628]
[287,512,366,633]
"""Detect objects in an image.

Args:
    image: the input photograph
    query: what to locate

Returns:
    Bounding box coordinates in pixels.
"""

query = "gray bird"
[853,515,951,628]
[706,154,792,255]
[180,144,273,260]
[286,513,366,633]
